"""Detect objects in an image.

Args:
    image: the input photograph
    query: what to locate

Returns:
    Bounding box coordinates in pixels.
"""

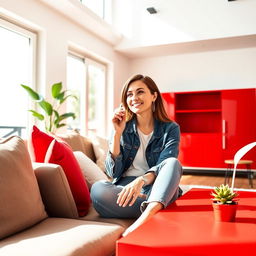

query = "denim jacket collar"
[126,118,164,138]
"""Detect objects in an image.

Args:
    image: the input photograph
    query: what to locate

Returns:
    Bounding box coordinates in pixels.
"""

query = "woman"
[91,74,182,236]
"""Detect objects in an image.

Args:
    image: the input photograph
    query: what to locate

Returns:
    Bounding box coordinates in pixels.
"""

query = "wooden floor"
[180,173,255,189]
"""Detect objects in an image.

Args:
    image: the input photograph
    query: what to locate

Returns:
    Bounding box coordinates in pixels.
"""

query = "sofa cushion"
[27,125,54,162]
[82,205,134,229]
[90,135,109,172]
[45,139,91,217]
[33,163,79,219]
[0,218,124,256]
[57,131,96,162]
[0,136,47,240]
[73,151,109,189]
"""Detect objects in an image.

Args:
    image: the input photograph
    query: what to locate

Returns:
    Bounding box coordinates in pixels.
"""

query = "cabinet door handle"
[222,120,226,149]
[222,135,226,149]
[222,120,226,134]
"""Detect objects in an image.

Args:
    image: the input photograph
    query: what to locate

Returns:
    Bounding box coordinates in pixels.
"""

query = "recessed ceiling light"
[146,7,157,14]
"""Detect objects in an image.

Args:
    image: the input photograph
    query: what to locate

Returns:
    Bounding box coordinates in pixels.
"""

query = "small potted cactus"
[211,184,239,222]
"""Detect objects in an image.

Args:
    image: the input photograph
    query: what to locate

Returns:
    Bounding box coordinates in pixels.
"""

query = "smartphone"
[119,103,125,122]
[120,103,124,111]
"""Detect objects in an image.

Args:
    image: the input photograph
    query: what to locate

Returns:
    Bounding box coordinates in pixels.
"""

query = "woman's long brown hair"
[121,74,172,122]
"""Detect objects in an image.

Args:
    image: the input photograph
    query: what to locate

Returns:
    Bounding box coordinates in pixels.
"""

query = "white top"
[123,128,153,177]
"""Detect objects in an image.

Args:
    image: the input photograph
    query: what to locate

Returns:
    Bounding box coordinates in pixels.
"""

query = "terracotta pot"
[212,202,238,222]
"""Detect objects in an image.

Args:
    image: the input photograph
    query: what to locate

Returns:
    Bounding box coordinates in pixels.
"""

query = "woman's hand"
[112,104,126,135]
[117,177,146,207]
[110,104,126,159]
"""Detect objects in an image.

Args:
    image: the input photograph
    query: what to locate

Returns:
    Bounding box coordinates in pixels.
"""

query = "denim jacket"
[105,118,180,184]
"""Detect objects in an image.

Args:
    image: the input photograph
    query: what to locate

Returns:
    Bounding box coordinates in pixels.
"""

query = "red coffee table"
[117,188,256,256]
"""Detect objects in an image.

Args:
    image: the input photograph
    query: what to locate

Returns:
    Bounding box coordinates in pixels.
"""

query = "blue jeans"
[90,157,183,219]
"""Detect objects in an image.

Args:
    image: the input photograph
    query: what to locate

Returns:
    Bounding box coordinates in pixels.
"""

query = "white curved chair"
[225,142,256,190]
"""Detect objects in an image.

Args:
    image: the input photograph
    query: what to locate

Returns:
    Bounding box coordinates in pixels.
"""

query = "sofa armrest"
[33,163,79,219]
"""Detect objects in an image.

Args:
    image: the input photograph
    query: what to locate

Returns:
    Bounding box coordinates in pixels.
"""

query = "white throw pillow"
[90,135,109,172]
[73,151,109,189]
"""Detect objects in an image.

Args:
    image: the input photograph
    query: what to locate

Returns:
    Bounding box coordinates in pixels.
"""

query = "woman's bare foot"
[122,201,163,237]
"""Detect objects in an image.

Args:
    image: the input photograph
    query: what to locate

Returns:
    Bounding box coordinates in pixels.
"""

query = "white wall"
[1,0,255,117]
[129,47,256,92]
[0,0,130,134]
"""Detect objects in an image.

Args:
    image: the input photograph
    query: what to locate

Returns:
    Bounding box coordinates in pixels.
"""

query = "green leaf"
[56,91,65,101]
[53,110,59,119]
[21,84,41,100]
[39,100,53,115]
[51,82,62,99]
[56,123,66,128]
[60,112,76,120]
[28,110,44,120]
[60,94,78,104]
[55,112,76,124]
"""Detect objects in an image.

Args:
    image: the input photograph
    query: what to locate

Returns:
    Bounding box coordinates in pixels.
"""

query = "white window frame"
[0,17,37,137]
[80,0,112,23]
[86,57,107,136]
[68,51,108,136]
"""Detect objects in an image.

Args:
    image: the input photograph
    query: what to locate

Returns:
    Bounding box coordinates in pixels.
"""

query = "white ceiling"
[38,0,256,58]
[113,0,256,57]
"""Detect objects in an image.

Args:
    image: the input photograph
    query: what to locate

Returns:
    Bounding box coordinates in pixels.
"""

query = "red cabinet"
[162,88,256,169]
[222,89,256,166]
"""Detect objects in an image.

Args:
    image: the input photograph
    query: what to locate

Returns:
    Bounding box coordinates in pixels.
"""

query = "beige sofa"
[0,133,133,256]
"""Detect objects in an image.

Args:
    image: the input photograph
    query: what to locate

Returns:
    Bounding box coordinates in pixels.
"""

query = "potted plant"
[211,184,239,222]
[21,82,77,133]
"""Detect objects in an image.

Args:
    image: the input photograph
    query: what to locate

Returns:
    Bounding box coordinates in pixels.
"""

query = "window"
[67,53,107,137]
[80,0,111,23]
[87,60,106,136]
[0,19,36,138]
[66,54,86,133]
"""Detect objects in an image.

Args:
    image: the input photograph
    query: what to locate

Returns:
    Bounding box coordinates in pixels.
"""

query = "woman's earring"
[152,101,155,112]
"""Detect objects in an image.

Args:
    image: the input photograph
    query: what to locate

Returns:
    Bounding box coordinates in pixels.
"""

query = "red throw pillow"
[27,125,54,162]
[45,139,91,216]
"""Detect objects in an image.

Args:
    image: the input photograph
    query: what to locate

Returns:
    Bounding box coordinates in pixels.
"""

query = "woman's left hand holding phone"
[110,104,126,159]
[112,104,126,135]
